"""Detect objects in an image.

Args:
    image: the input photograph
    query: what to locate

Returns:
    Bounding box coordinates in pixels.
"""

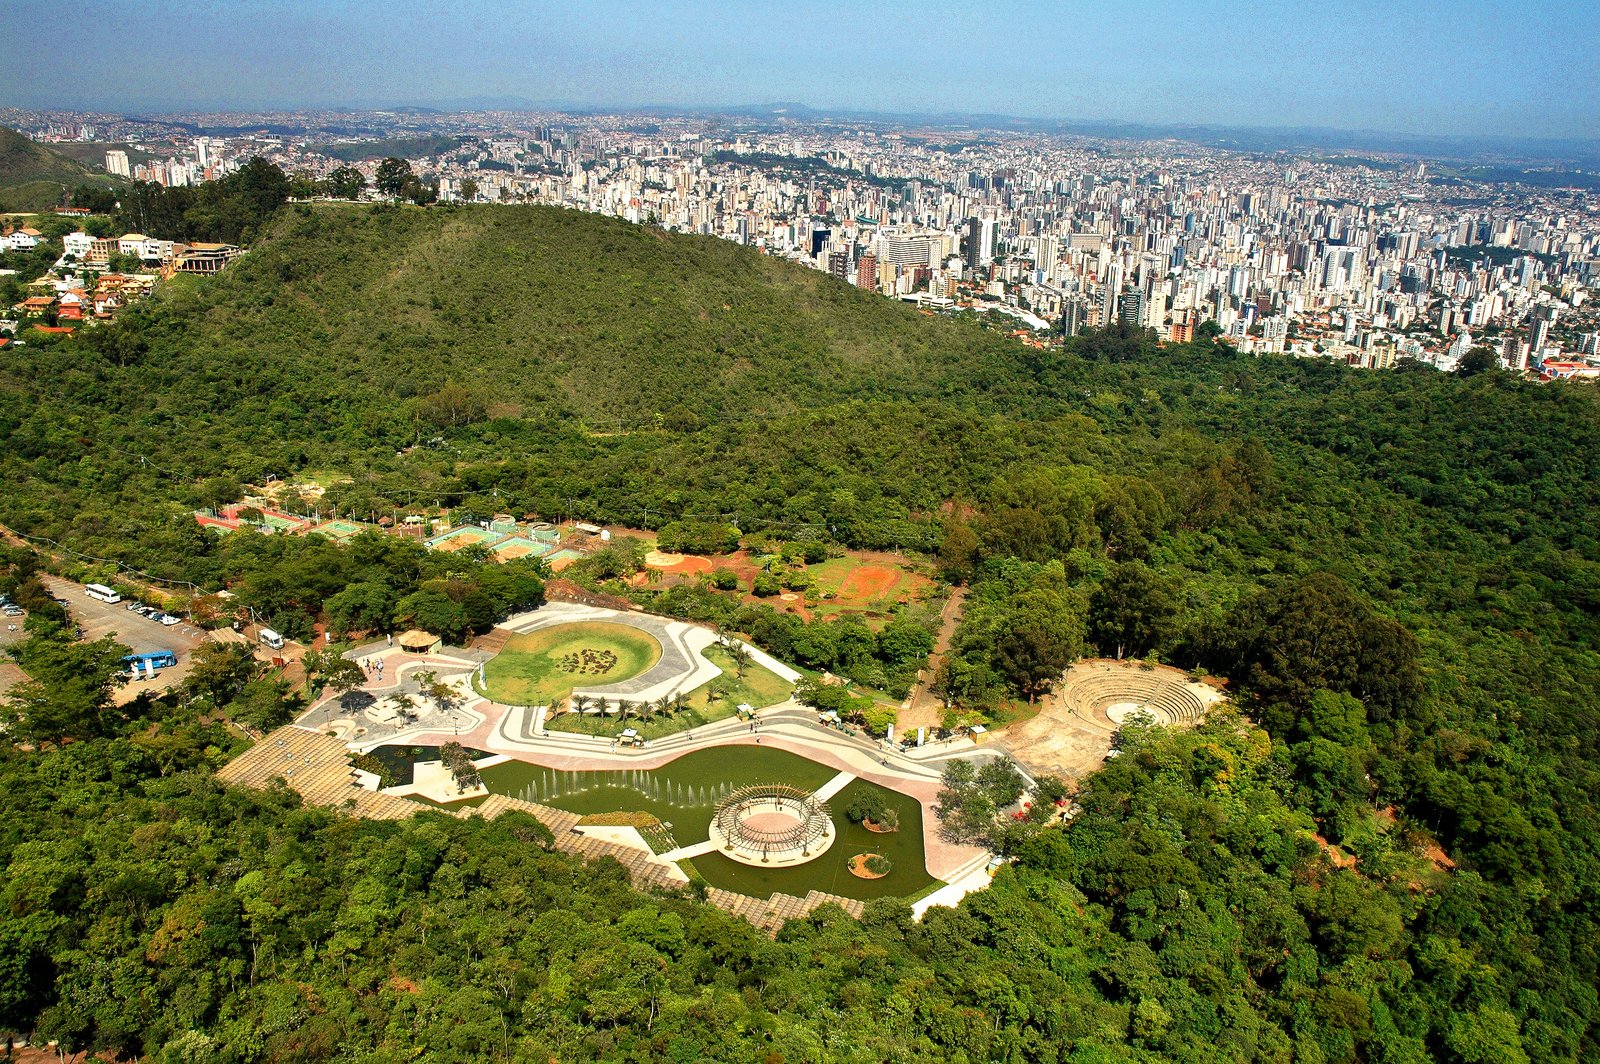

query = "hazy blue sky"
[3,0,1595,139]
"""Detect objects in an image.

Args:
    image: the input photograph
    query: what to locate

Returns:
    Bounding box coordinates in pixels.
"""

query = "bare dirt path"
[899,586,968,733]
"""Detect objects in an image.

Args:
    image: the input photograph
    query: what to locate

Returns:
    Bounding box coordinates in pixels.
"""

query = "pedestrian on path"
[387,633,393,647]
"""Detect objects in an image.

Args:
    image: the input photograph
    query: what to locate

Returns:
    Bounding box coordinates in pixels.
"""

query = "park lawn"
[479,622,661,705]
[683,643,793,713]
[543,644,794,741]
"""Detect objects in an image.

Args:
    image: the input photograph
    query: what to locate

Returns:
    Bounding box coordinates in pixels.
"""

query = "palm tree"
[729,643,752,679]
[572,694,593,717]
[618,700,634,724]
[652,695,672,719]
[594,696,611,719]
[671,690,687,716]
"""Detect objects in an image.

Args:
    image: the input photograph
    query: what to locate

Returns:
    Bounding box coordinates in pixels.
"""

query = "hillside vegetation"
[2,199,1600,1060]
[127,202,1032,430]
[0,125,114,211]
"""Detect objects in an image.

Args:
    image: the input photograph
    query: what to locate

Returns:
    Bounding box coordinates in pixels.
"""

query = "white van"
[259,627,285,650]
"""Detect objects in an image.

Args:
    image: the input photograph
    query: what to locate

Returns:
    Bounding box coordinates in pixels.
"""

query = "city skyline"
[3,0,1597,142]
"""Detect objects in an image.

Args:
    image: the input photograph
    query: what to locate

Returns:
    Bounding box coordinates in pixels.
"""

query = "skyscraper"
[855,252,878,292]
[965,216,997,269]
[1061,297,1085,337]
[1529,304,1556,354]
[1102,262,1123,325]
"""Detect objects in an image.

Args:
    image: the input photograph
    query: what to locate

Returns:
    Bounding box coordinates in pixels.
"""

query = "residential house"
[5,228,41,251]
[62,232,95,260]
[84,238,116,267]
[136,237,175,262]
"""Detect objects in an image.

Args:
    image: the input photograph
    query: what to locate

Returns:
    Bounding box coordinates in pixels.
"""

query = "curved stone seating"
[1057,664,1209,729]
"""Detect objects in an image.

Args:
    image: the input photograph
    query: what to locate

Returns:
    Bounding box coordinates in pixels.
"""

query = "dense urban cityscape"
[7,105,1598,379]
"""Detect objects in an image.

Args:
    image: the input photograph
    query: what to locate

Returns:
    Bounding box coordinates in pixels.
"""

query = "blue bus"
[123,650,178,675]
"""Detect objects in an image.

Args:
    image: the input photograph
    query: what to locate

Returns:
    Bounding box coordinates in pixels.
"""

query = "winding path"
[298,603,1004,890]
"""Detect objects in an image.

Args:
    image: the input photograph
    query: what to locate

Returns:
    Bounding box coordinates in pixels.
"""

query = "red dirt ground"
[839,563,900,602]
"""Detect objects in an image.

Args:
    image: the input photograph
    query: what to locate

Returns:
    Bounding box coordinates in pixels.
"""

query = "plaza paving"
[295,602,999,894]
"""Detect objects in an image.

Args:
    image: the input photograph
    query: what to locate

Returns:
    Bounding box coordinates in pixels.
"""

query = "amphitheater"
[1000,660,1227,779]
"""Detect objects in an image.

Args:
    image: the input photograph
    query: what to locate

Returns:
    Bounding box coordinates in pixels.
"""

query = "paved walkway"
[814,769,857,802]
[501,602,721,702]
[296,606,1006,890]
[658,839,721,861]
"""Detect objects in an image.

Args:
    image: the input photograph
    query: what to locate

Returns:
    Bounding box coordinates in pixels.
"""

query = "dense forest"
[2,201,1599,1060]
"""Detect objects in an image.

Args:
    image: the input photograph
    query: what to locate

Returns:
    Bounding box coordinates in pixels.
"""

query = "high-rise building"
[828,251,850,281]
[1262,317,1289,354]
[104,150,131,177]
[1119,290,1145,327]
[855,252,878,292]
[1035,235,1058,276]
[965,216,997,269]
[1102,262,1123,324]
[1061,297,1085,337]
[1528,304,1556,353]
[1502,334,1528,371]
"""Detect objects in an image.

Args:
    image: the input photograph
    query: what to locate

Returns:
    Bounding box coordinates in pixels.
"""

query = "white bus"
[85,583,122,604]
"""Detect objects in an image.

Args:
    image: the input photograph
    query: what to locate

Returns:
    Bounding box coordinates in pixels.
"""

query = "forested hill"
[116,202,1035,437]
[0,125,109,211]
[4,198,1600,1059]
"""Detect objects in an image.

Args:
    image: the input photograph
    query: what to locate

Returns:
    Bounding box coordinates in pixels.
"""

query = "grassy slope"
[117,202,1030,445]
[0,126,111,210]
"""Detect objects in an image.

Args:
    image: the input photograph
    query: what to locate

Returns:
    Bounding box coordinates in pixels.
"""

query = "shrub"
[710,568,739,590]
[864,854,892,875]
[846,789,889,825]
[658,519,741,555]
[751,573,781,597]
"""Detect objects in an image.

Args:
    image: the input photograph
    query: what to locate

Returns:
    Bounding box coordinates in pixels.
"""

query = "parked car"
[3,606,23,617]
[125,601,143,611]
[159,614,181,626]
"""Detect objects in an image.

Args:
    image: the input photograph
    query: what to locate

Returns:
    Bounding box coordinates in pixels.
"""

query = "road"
[42,575,209,702]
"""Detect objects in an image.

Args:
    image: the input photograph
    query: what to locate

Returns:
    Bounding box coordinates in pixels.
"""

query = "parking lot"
[42,575,210,702]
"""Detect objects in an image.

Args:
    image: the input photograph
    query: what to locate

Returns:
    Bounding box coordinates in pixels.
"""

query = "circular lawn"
[480,622,661,706]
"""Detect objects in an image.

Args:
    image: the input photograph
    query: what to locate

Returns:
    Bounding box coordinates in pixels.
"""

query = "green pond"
[473,746,935,901]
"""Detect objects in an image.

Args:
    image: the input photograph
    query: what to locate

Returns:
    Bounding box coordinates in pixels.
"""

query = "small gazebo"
[397,629,440,655]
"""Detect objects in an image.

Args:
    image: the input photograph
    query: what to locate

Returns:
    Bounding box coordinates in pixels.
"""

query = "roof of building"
[397,628,440,649]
